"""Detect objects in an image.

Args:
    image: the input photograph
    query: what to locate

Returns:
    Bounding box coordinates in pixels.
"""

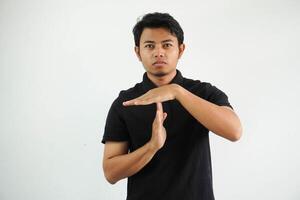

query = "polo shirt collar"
[141,69,184,92]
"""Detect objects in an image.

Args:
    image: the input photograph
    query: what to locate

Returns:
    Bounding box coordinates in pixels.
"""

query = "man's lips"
[153,61,167,67]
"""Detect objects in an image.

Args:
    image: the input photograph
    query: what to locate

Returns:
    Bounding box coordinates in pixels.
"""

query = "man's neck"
[146,69,177,87]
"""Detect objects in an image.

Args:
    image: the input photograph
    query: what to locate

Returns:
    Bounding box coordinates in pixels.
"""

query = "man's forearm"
[173,84,242,141]
[104,142,158,184]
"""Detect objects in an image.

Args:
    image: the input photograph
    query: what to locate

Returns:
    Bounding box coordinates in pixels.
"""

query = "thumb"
[162,112,167,121]
[155,109,162,123]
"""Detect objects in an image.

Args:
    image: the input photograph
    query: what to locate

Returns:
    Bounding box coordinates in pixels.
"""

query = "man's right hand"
[148,102,168,151]
[103,102,168,184]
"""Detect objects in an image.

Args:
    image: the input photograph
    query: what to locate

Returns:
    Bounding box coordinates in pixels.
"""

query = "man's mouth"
[153,61,167,67]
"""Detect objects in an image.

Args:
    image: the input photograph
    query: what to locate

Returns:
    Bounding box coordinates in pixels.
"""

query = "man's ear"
[134,46,142,62]
[178,43,185,59]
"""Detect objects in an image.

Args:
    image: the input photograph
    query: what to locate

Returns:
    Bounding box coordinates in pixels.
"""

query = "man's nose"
[154,46,165,58]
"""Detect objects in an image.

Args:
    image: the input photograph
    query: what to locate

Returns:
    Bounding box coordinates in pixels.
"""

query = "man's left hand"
[123,84,178,106]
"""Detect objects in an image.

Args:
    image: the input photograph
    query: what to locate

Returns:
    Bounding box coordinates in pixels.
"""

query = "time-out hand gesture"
[149,102,168,151]
[122,84,178,106]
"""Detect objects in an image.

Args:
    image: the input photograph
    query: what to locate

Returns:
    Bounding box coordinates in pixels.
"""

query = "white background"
[1,0,299,199]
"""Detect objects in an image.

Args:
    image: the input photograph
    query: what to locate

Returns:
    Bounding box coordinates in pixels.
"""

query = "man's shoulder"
[182,76,215,92]
[108,82,142,111]
[115,82,143,101]
[182,76,231,107]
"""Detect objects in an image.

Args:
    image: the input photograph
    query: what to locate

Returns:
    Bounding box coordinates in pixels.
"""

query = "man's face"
[135,28,185,77]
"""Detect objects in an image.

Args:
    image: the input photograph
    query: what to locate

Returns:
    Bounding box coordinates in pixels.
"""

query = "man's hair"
[132,12,184,47]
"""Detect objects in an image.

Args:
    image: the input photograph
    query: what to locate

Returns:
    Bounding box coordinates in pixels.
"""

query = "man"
[102,12,242,200]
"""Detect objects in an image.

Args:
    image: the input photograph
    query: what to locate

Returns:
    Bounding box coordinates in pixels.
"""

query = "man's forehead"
[140,28,177,42]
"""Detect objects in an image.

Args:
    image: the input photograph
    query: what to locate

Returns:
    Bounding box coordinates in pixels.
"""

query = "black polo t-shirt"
[102,69,233,200]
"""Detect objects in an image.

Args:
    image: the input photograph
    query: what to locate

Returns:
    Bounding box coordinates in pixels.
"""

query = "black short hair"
[132,12,184,47]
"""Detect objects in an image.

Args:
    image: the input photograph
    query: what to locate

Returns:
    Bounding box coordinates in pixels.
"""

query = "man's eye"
[164,43,172,48]
[145,44,154,48]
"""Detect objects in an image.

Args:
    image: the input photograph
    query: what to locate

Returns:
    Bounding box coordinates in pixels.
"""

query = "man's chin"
[152,72,167,77]
[146,67,174,77]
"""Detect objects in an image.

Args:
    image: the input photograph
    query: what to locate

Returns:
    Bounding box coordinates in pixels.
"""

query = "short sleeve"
[201,83,234,109]
[101,97,130,144]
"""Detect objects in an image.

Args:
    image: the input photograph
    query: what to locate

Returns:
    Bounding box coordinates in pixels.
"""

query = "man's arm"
[103,103,167,184]
[123,84,242,142]
[103,141,157,184]
[174,84,242,141]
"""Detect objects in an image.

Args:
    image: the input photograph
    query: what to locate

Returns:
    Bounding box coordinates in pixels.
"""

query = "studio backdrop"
[1,0,299,199]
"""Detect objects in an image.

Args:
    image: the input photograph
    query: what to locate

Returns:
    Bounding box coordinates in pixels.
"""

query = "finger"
[156,102,163,113]
[155,102,165,124]
[123,95,154,106]
[123,99,151,106]
[123,98,144,106]
[155,108,162,123]
[163,112,167,121]
[136,94,156,105]
[123,99,137,106]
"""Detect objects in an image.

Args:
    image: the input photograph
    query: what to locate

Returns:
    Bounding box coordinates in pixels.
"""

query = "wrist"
[146,141,159,154]
[171,83,184,99]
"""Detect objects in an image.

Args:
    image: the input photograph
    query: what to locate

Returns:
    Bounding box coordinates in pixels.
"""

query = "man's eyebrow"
[161,39,174,43]
[143,40,155,44]
[143,39,174,44]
